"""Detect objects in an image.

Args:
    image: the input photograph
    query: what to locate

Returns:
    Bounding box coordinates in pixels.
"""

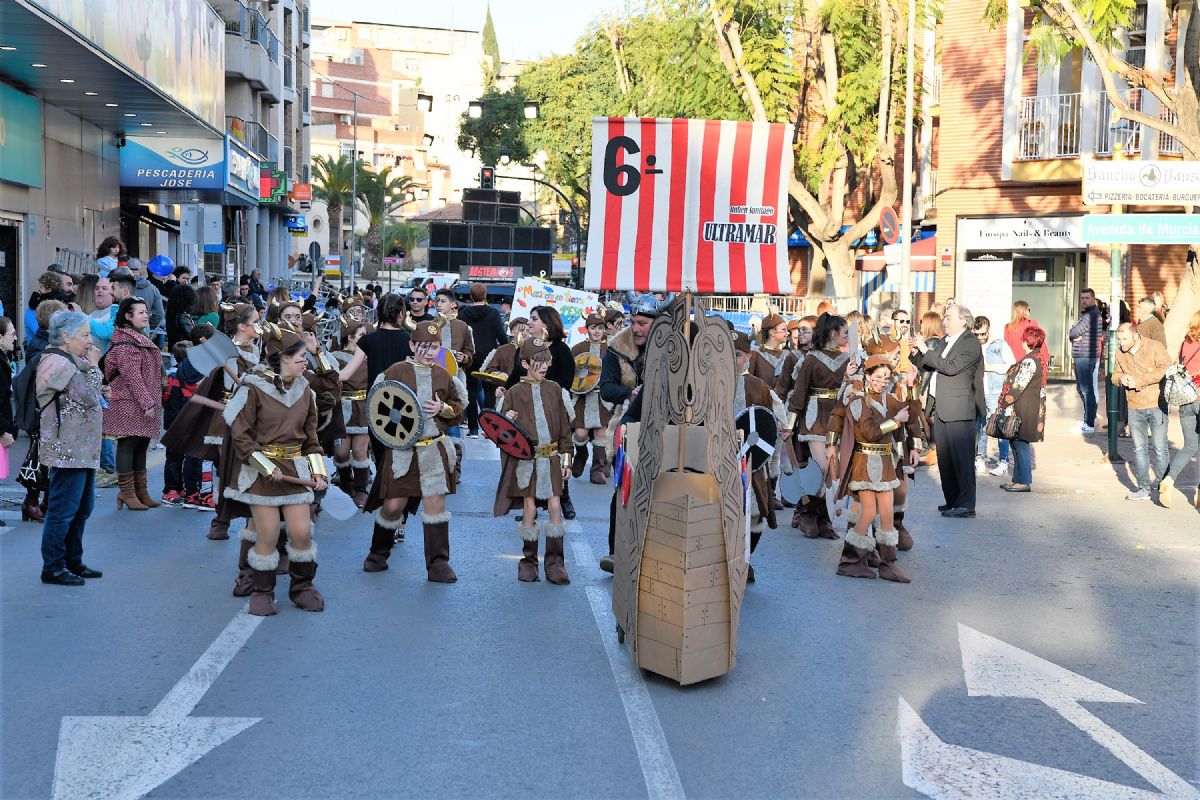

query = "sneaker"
[974,457,988,475]
[989,462,1009,477]
[94,469,119,489]
[1078,424,1095,434]
[185,492,216,511]
[161,490,187,508]
[1125,487,1151,501]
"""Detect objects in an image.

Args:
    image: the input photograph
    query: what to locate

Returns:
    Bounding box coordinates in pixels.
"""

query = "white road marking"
[570,527,686,800]
[900,625,1198,800]
[52,605,263,800]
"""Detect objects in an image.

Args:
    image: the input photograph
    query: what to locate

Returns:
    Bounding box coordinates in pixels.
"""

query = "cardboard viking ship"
[586,116,795,684]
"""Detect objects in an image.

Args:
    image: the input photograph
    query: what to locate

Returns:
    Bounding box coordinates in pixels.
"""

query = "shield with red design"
[480,409,534,459]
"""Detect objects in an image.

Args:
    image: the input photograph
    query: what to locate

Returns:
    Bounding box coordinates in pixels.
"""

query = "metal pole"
[1105,142,1125,463]
[898,0,917,313]
[348,91,358,294]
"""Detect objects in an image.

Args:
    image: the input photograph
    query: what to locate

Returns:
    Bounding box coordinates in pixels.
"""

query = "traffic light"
[480,166,495,190]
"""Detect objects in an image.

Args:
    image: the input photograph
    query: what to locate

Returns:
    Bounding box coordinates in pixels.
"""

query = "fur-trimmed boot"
[115,473,148,510]
[543,521,570,585]
[895,507,914,551]
[333,458,353,492]
[287,543,325,611]
[792,499,819,537]
[364,512,403,572]
[246,549,279,616]
[590,444,610,485]
[351,458,373,509]
[232,527,256,597]
[275,527,290,574]
[423,511,457,583]
[133,469,162,508]
[571,435,590,478]
[518,522,540,582]
[814,499,839,540]
[836,531,877,579]
[874,529,911,583]
[208,515,231,541]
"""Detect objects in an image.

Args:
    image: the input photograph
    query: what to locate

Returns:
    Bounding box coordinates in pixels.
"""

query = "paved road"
[1,418,1196,799]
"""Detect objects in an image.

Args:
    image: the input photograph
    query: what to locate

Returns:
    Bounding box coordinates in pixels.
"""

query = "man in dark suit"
[911,303,984,518]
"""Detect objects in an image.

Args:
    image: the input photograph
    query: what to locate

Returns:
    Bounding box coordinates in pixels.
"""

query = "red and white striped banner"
[585,117,794,294]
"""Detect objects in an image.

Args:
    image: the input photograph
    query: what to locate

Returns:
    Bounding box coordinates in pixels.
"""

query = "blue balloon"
[148,255,175,276]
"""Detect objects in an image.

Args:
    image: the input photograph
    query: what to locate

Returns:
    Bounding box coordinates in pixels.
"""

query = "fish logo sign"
[167,147,210,165]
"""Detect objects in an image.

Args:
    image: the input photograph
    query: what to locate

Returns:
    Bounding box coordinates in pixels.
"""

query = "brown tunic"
[788,348,851,443]
[367,359,466,506]
[570,340,612,429]
[844,389,904,494]
[335,349,369,434]
[441,316,475,367]
[736,372,787,532]
[305,349,345,452]
[493,377,573,514]
[773,350,802,401]
[204,345,260,446]
[224,372,323,506]
[748,347,787,388]
[478,343,516,381]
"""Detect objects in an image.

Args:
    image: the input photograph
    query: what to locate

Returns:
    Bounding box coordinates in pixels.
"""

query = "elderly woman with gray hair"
[37,310,109,586]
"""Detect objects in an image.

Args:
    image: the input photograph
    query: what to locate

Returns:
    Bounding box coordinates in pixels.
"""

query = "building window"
[340,142,353,157]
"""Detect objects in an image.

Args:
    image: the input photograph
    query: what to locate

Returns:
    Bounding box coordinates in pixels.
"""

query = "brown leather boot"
[246,550,279,616]
[116,473,149,510]
[543,521,570,585]
[232,528,255,597]
[836,531,877,579]
[423,512,457,583]
[792,500,819,537]
[518,522,540,582]
[571,437,589,478]
[275,528,290,574]
[590,444,610,485]
[133,469,161,508]
[287,545,325,611]
[895,510,914,551]
[815,501,839,540]
[364,511,402,572]
[333,460,353,492]
[208,516,230,541]
[352,462,372,509]
[875,529,911,583]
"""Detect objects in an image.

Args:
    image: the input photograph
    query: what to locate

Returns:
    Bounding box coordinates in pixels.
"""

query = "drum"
[366,380,427,450]
[571,352,602,394]
[735,405,778,472]
[479,409,534,459]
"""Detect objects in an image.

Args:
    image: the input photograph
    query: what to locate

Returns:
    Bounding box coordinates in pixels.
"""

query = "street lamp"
[523,101,540,120]
[416,93,433,113]
[468,100,483,119]
[499,152,511,166]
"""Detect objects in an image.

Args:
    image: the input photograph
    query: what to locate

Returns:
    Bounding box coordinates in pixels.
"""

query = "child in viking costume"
[332,320,374,508]
[224,325,329,615]
[829,355,912,583]
[475,316,527,384]
[569,310,613,485]
[294,312,344,522]
[362,318,466,583]
[748,313,790,511]
[783,314,852,539]
[731,330,788,582]
[493,336,574,584]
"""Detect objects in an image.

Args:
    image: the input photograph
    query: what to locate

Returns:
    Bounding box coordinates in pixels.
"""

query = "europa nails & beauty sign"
[120,136,225,190]
[225,135,261,202]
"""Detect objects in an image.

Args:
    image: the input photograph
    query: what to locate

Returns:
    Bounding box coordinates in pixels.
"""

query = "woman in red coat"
[103,297,164,511]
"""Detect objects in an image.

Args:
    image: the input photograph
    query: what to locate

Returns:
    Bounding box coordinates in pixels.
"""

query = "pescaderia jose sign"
[120,136,225,190]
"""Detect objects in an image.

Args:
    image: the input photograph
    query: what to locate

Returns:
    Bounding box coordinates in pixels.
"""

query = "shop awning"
[856,235,938,272]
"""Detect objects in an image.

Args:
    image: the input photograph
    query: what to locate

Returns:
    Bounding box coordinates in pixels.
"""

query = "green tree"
[983,0,1199,351]
[355,166,418,280]
[311,153,354,257]
[385,221,428,269]
[482,5,501,88]
[456,87,535,167]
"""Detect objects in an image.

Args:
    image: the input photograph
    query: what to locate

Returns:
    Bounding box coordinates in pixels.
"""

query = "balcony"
[1016,89,1183,162]
[227,116,270,158]
[301,5,311,45]
[213,0,283,102]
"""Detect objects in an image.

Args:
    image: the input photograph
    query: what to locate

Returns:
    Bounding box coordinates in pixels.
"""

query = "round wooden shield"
[436,347,459,377]
[470,370,509,387]
[479,409,534,459]
[367,380,426,450]
[571,352,602,394]
[736,405,778,472]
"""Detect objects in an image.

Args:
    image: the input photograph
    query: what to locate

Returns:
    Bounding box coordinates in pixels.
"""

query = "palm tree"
[384,221,428,269]
[311,154,354,258]
[355,165,418,280]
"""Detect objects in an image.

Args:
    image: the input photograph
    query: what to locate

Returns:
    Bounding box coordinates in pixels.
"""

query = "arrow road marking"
[52,606,264,800]
[899,625,1198,800]
[570,526,686,800]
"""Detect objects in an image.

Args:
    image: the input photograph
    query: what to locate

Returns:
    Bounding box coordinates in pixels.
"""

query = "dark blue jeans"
[1012,439,1033,485]
[41,467,96,573]
[1129,407,1169,489]
[1073,357,1098,426]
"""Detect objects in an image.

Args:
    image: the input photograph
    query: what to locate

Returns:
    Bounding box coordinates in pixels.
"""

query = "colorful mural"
[30,0,225,129]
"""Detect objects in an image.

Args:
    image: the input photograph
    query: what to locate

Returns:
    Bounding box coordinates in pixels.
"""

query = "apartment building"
[938,0,1191,373]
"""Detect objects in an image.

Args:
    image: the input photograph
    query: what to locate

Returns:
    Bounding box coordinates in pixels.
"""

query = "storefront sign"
[958,216,1085,251]
[225,136,260,202]
[120,136,225,189]
[1082,213,1200,245]
[291,183,312,203]
[1082,158,1200,206]
[259,162,288,205]
[0,84,44,187]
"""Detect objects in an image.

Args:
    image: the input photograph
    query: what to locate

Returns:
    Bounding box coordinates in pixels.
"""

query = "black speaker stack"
[428,188,553,276]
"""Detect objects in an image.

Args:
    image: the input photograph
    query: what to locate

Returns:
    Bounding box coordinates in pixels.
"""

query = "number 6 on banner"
[603,135,641,196]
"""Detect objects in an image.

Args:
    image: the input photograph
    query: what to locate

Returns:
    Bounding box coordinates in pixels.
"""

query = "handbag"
[16,436,49,492]
[1163,363,1198,407]
[986,410,1022,439]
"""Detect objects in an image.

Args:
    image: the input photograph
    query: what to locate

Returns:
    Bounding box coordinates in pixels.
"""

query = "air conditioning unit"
[339,115,351,124]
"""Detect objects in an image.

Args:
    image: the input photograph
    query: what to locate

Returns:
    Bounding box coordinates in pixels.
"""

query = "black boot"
[351,462,372,509]
[364,512,402,572]
[334,460,353,492]
[560,481,577,520]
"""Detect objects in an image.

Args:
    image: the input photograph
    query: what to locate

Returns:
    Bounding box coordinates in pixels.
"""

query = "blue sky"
[310,0,617,61]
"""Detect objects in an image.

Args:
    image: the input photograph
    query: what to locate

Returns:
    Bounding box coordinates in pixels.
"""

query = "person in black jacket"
[457,283,508,436]
[0,316,18,466]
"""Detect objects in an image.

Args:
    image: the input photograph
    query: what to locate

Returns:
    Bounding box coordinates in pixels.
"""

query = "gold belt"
[343,389,367,401]
[262,444,303,459]
[855,442,892,455]
[222,390,236,402]
[413,435,446,448]
[812,389,838,399]
[534,443,561,458]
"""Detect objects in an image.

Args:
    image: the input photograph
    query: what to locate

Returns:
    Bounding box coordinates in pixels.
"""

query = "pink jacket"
[102,327,164,439]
